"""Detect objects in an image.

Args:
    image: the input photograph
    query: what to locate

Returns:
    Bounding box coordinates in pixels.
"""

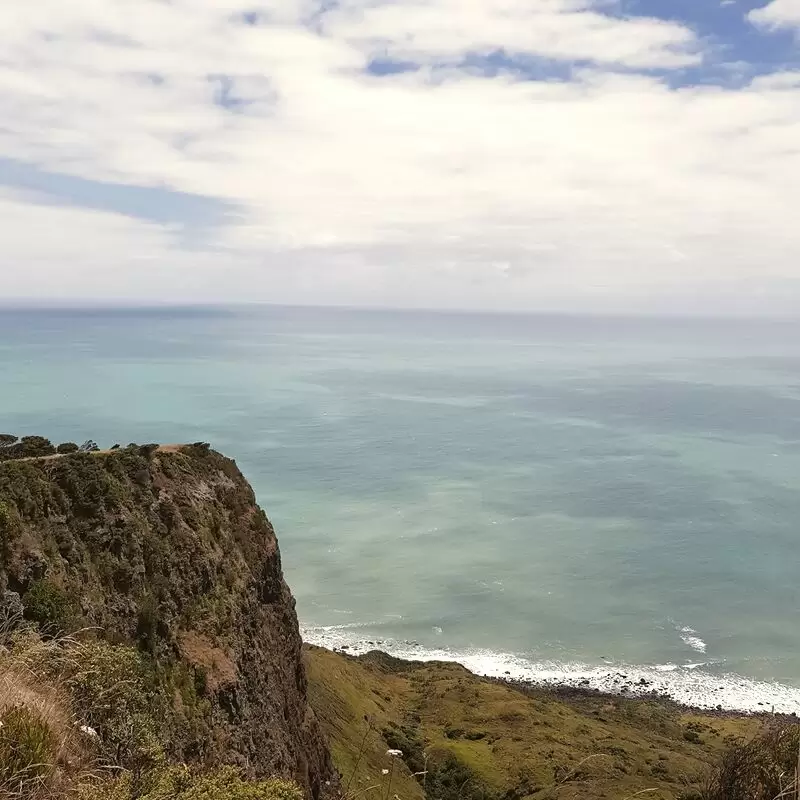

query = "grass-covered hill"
[304,645,770,800]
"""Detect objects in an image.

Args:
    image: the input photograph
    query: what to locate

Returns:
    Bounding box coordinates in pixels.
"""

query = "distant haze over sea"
[3,305,800,711]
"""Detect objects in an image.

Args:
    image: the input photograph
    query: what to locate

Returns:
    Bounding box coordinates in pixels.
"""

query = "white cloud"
[0,189,233,299]
[749,0,800,30]
[0,0,799,313]
[323,0,701,69]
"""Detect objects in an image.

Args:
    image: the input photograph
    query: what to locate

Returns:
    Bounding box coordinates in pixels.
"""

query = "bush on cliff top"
[0,436,57,462]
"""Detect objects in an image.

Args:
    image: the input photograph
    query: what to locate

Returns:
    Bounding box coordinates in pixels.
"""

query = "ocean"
[2,304,800,712]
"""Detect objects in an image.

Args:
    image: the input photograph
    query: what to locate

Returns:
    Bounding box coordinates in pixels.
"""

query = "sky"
[1,0,799,314]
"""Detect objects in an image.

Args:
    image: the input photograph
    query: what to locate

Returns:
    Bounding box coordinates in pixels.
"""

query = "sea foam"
[302,624,800,715]
[679,626,708,653]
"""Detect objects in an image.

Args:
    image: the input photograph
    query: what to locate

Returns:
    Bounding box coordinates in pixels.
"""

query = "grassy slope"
[305,646,426,800]
[305,646,762,800]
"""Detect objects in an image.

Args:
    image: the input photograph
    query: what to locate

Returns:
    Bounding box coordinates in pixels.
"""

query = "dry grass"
[0,617,97,799]
[0,668,78,754]
[0,672,86,798]
[177,631,237,693]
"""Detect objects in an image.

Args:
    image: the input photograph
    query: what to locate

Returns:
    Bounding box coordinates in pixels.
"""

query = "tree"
[17,436,56,457]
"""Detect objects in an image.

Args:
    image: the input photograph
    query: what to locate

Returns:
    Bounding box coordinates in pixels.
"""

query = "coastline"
[301,625,800,717]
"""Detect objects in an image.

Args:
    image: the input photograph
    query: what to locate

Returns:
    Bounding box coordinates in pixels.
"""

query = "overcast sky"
[1,0,799,313]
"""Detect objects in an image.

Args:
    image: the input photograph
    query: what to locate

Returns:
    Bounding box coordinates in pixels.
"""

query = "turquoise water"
[3,305,800,710]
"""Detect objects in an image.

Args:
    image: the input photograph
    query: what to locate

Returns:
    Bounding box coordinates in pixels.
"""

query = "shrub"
[23,580,73,633]
[0,500,19,541]
[1,632,169,792]
[57,443,80,454]
[143,766,303,800]
[135,595,162,652]
[65,641,166,775]
[383,724,491,800]
[0,705,57,793]
[0,436,56,462]
[79,767,303,800]
[15,436,56,457]
[0,501,21,571]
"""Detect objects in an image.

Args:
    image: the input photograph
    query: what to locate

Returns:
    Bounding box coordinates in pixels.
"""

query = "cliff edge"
[0,443,334,797]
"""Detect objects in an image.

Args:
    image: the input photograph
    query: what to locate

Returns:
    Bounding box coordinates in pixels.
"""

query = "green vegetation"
[63,639,166,774]
[0,626,306,800]
[0,436,57,462]
[305,645,767,800]
[0,705,58,794]
[22,580,74,633]
[80,766,303,800]
[1,627,159,794]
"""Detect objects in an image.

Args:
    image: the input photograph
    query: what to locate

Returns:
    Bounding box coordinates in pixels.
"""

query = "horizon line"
[1,298,799,323]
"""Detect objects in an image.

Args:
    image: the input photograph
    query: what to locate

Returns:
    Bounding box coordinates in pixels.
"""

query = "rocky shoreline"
[309,630,800,717]
[498,672,796,720]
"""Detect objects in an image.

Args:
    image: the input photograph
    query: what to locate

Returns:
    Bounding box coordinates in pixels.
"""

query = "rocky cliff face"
[0,444,334,798]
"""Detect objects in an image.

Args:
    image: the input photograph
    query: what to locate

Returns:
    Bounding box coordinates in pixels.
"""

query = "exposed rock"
[0,589,24,625]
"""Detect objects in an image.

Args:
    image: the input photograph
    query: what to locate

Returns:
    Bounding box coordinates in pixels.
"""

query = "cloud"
[749,0,800,31]
[0,0,799,312]
[323,0,701,69]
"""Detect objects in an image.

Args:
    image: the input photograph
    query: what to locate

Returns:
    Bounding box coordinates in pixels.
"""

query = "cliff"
[0,443,334,798]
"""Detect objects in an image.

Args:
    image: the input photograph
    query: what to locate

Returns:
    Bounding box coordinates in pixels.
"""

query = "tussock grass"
[0,705,57,796]
[702,724,800,800]
[0,641,90,799]
[0,614,110,799]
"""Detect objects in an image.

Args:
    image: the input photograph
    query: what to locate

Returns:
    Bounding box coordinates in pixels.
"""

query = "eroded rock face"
[0,444,335,797]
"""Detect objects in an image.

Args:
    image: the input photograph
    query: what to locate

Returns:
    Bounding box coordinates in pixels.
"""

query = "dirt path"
[10,444,186,463]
